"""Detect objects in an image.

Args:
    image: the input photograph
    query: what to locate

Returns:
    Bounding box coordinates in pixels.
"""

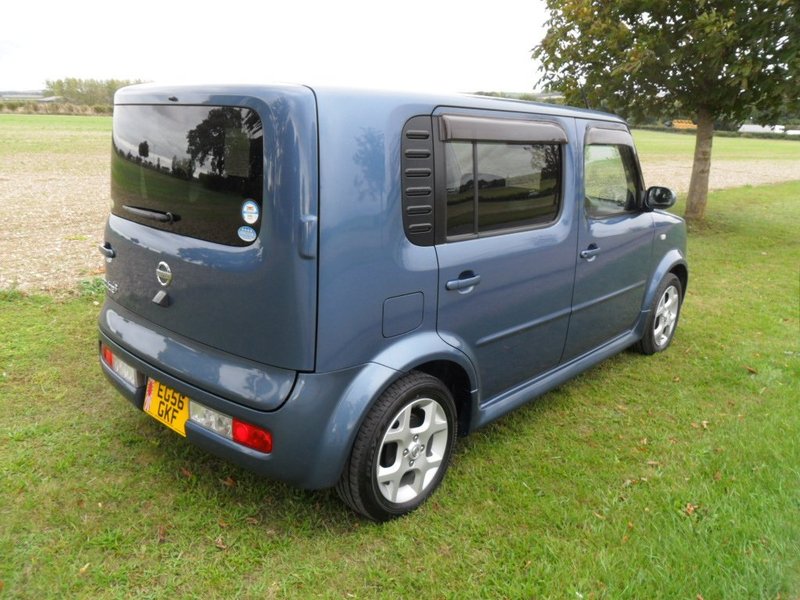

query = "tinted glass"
[445,141,561,237]
[584,144,639,218]
[476,143,561,233]
[112,105,263,246]
[445,142,475,236]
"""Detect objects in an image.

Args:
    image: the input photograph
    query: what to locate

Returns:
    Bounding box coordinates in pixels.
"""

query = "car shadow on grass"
[114,413,363,536]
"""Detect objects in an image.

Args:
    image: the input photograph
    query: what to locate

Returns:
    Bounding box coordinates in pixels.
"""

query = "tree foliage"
[186,108,243,175]
[533,0,799,221]
[43,78,144,105]
[186,108,262,176]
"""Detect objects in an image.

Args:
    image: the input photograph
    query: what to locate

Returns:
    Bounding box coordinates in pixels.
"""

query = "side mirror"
[644,186,677,211]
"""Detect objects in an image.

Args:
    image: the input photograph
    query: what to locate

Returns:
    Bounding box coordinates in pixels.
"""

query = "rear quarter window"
[445,141,562,237]
[111,105,263,246]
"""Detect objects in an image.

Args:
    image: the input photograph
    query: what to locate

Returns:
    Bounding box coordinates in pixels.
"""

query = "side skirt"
[474,327,643,430]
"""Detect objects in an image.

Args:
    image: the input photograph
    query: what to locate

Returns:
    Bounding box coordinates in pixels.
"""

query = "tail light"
[100,343,143,387]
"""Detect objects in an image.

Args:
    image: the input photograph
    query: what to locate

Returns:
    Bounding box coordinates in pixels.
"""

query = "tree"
[533,0,799,222]
[43,78,144,105]
[186,108,245,176]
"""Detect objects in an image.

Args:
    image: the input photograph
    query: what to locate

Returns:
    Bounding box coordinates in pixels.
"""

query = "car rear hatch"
[101,85,319,409]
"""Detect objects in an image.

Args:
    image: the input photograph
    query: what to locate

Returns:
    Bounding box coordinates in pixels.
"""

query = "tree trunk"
[684,108,715,223]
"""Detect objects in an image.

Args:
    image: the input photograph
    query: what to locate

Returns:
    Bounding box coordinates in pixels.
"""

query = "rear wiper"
[123,205,180,223]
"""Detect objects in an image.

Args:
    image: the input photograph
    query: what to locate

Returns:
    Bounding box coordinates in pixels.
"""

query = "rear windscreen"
[111,105,263,246]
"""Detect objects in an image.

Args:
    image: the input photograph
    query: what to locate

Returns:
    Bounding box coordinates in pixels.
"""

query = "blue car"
[99,84,687,521]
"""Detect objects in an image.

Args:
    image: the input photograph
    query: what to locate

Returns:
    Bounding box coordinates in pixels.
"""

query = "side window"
[584,144,640,218]
[445,142,475,236]
[445,141,562,237]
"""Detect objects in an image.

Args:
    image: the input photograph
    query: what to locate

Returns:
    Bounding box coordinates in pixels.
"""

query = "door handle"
[446,272,481,291]
[580,245,600,261]
[98,242,116,259]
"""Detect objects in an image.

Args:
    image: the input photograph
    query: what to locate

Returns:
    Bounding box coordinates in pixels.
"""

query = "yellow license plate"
[143,379,190,437]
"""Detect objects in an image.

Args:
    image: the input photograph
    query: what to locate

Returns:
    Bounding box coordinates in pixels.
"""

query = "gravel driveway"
[1,147,798,293]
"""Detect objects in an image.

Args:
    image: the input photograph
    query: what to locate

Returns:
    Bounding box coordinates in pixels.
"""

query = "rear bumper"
[100,325,397,489]
[99,300,296,411]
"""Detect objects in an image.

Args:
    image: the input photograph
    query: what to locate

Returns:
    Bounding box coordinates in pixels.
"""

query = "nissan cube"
[99,83,687,521]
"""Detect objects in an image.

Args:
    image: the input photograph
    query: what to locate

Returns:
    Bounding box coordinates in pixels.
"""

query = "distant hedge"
[0,101,112,115]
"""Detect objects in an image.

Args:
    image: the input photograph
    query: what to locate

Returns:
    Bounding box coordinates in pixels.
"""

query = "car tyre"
[336,371,457,522]
[636,273,683,355]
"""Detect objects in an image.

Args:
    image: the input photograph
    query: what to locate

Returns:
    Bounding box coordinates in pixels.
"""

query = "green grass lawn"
[632,128,800,162]
[1,179,798,597]
[0,114,111,156]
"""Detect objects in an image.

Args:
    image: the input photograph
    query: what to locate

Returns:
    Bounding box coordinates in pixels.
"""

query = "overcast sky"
[1,0,549,93]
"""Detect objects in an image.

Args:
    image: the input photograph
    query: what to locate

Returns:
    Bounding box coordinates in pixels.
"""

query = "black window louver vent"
[401,116,435,246]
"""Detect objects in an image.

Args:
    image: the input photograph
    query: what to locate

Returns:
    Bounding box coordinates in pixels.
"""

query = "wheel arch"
[642,249,688,313]
[308,332,478,488]
[633,250,687,341]
[414,360,474,436]
[670,262,688,299]
[370,331,478,437]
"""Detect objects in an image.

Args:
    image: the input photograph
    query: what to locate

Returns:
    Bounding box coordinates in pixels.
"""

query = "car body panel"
[105,85,318,372]
[432,108,579,401]
[99,84,687,492]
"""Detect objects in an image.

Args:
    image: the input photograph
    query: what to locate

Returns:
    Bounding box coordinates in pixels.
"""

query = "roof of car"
[115,82,625,124]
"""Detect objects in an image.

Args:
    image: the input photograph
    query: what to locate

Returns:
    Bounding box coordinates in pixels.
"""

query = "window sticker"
[241,199,260,224]
[237,226,257,242]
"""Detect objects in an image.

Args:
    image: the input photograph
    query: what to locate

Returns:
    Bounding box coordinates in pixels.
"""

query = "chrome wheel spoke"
[653,317,666,340]
[413,403,448,438]
[418,454,442,491]
[409,468,427,496]
[664,307,676,331]
[376,463,404,502]
[665,293,676,312]
[382,404,413,444]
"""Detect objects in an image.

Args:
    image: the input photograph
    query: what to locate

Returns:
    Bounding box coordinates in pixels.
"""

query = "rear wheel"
[336,371,456,521]
[636,273,682,354]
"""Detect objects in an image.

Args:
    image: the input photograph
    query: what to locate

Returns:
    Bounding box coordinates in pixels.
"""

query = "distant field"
[2,112,799,163]
[632,129,800,161]
[0,113,111,156]
[2,112,799,159]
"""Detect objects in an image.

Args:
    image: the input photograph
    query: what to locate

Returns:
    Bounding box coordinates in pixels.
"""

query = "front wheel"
[636,273,683,355]
[336,371,457,521]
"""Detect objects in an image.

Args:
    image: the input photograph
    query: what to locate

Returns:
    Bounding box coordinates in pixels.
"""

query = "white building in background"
[738,124,785,134]
[0,90,44,101]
